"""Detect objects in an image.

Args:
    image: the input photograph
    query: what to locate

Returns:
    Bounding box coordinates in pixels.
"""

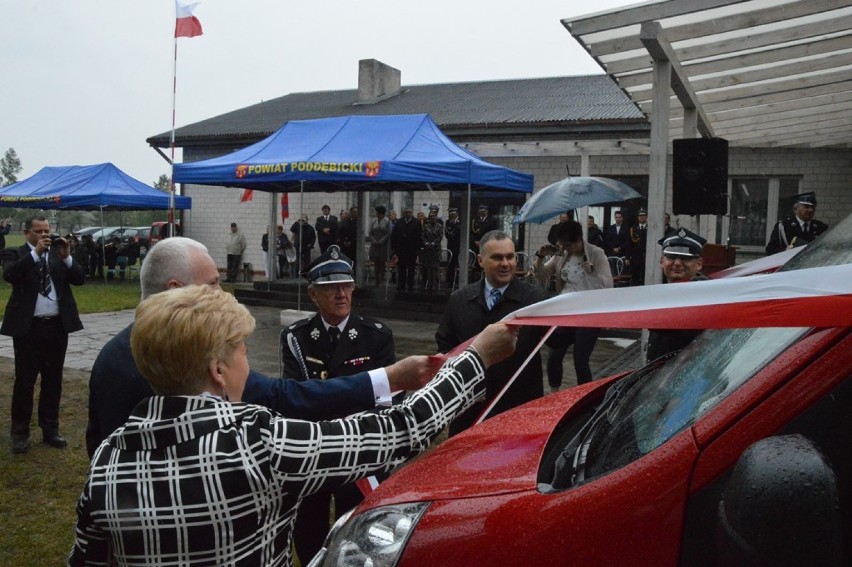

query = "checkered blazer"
[69,349,485,567]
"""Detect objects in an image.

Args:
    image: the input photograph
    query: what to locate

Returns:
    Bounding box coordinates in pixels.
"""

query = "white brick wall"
[180,146,851,272]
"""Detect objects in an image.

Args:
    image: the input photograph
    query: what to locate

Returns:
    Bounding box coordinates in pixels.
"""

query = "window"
[724,177,800,250]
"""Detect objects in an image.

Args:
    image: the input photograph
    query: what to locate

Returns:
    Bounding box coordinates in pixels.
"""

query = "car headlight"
[309,502,430,567]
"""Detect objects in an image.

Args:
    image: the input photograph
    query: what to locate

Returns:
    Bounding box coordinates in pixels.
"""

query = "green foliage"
[1,148,22,186]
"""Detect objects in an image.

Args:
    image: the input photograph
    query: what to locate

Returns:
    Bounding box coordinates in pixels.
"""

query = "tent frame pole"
[459,184,471,289]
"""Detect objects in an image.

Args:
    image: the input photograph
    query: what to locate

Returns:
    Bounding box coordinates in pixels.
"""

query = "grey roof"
[148,75,647,148]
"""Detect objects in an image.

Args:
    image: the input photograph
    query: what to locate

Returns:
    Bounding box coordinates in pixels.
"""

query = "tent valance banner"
[0,163,192,210]
[173,114,533,193]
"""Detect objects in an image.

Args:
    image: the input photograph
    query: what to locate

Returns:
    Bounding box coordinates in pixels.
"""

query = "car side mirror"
[717,434,844,566]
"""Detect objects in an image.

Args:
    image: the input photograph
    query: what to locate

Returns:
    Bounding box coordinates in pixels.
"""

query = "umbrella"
[514,176,642,224]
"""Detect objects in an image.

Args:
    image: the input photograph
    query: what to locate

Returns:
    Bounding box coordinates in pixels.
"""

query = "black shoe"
[42,431,67,449]
[12,437,29,454]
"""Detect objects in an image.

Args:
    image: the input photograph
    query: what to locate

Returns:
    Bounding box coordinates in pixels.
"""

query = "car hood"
[365,380,613,507]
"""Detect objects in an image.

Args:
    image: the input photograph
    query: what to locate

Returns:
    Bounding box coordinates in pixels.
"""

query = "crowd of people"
[1,191,829,565]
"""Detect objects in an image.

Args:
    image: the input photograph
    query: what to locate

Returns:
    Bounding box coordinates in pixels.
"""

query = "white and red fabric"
[505,264,852,330]
[175,0,203,38]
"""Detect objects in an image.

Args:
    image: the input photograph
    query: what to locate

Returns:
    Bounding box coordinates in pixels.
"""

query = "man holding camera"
[1,217,85,454]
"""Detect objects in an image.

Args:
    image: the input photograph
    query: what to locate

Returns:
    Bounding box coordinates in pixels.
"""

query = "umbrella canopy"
[514,176,642,224]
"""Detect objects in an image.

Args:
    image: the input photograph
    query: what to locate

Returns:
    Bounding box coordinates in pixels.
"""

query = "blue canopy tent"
[0,163,192,284]
[173,114,532,193]
[0,163,191,210]
[173,113,533,291]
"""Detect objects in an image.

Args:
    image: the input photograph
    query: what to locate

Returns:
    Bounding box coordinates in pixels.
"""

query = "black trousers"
[226,254,242,282]
[396,254,417,290]
[546,327,601,387]
[293,483,364,564]
[11,317,68,437]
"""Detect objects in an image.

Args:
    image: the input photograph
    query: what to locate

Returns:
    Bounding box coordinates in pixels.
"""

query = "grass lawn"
[0,233,146,565]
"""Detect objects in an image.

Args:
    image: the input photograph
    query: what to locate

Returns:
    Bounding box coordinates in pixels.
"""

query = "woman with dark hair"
[533,220,612,390]
[369,205,391,285]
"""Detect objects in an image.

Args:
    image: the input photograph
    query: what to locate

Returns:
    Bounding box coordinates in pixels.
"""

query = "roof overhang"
[563,0,852,148]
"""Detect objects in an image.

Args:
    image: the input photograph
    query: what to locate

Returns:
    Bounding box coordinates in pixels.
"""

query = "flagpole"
[168,31,178,235]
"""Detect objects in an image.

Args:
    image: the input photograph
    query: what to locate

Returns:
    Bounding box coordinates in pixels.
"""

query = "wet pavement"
[0,305,637,388]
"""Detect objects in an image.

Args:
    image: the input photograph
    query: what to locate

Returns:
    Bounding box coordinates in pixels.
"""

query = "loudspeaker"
[673,138,728,215]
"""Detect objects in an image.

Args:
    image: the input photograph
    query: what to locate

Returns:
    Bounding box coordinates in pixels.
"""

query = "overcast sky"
[2,0,638,185]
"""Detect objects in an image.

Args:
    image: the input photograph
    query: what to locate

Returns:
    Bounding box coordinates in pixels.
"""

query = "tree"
[1,148,22,186]
[154,174,171,192]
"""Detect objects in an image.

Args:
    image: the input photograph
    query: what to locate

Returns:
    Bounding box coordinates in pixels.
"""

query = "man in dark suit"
[86,238,424,458]
[765,192,829,255]
[1,216,85,453]
[547,212,571,245]
[444,207,462,286]
[0,217,12,250]
[436,230,547,436]
[603,210,630,257]
[280,246,396,563]
[314,204,339,254]
[470,204,499,252]
[627,208,648,285]
[391,207,422,291]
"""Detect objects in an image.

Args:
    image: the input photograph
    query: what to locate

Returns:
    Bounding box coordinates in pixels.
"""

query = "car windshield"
[576,212,852,483]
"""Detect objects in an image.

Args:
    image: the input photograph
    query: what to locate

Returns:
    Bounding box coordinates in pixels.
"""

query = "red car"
[312,214,851,567]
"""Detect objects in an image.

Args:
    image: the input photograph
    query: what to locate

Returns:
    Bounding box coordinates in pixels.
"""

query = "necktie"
[328,326,340,350]
[802,222,809,234]
[489,287,502,310]
[40,256,52,298]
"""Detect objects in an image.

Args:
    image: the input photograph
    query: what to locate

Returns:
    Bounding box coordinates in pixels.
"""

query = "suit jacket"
[765,216,829,255]
[603,223,630,256]
[315,214,339,247]
[280,313,395,390]
[391,217,422,258]
[470,215,499,249]
[86,323,377,458]
[70,349,487,567]
[0,244,84,336]
[436,277,546,433]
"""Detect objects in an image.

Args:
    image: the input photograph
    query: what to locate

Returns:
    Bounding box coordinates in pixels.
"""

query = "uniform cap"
[794,192,817,207]
[305,245,354,284]
[658,228,706,257]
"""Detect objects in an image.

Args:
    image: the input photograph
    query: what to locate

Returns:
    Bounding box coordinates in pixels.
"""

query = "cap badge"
[330,250,339,260]
[678,228,687,238]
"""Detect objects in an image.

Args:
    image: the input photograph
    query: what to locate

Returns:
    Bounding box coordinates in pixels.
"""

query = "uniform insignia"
[374,323,383,329]
[310,328,320,341]
[678,228,687,238]
[305,356,324,364]
[289,324,296,330]
[320,371,328,379]
[330,249,339,260]
[348,328,358,340]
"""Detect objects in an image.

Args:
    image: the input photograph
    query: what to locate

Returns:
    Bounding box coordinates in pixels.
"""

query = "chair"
[608,256,630,287]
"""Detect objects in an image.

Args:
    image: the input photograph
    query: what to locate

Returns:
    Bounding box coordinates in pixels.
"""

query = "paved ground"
[0,305,636,390]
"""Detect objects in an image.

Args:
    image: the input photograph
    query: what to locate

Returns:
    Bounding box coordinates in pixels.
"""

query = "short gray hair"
[478,230,513,250]
[140,237,209,299]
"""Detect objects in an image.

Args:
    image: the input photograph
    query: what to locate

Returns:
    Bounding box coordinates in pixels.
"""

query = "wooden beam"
[640,21,715,138]
[586,0,849,58]
[602,32,852,76]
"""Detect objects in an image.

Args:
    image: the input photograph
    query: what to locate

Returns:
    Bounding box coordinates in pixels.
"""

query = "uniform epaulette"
[358,316,393,336]
[286,318,311,332]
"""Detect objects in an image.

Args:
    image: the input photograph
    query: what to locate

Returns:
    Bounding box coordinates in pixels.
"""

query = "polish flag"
[175,0,203,38]
[281,193,289,221]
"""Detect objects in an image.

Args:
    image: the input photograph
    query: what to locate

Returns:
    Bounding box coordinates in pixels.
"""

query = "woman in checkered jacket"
[69,285,515,567]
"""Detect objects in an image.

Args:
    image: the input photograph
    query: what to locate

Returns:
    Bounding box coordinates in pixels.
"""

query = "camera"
[50,234,63,244]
